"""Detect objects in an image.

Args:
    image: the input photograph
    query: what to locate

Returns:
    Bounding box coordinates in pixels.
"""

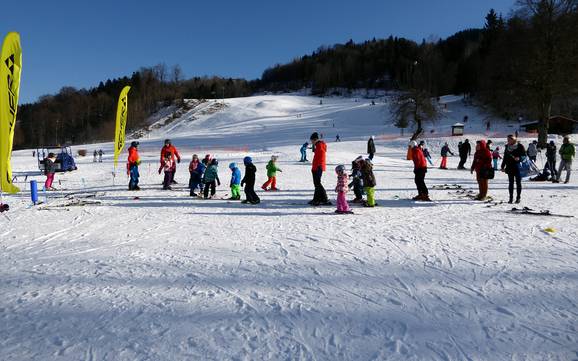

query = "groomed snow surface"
[2,95,578,360]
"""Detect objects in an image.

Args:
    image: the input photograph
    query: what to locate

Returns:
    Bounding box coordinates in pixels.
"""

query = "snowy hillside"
[1,94,577,360]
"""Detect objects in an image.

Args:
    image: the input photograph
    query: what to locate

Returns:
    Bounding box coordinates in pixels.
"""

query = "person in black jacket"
[241,156,260,204]
[501,134,526,203]
[545,140,558,180]
[457,139,471,169]
[367,136,376,160]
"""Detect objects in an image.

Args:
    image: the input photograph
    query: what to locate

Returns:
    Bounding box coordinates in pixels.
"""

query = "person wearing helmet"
[202,158,220,199]
[189,154,205,197]
[160,139,181,184]
[262,155,282,191]
[159,152,175,190]
[334,165,352,214]
[556,135,575,184]
[309,132,331,206]
[300,141,309,162]
[229,162,242,200]
[241,156,260,204]
[349,156,364,203]
[360,158,377,207]
[127,141,141,190]
[411,140,431,201]
[367,136,376,160]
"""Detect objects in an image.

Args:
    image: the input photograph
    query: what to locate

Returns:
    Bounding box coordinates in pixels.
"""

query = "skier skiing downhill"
[309,132,331,206]
[160,139,181,184]
[127,141,141,191]
[411,140,431,201]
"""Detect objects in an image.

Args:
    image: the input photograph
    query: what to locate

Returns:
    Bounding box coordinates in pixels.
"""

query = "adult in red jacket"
[309,132,330,205]
[411,140,430,201]
[127,141,141,190]
[160,139,181,184]
[470,139,493,200]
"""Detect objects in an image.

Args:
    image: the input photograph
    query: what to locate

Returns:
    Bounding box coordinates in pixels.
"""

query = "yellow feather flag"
[0,32,22,194]
[113,85,131,169]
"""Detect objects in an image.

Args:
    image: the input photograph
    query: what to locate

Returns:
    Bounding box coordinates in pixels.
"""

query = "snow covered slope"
[1,95,577,360]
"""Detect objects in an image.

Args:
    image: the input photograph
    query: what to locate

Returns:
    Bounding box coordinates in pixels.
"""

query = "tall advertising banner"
[0,32,22,194]
[113,86,130,169]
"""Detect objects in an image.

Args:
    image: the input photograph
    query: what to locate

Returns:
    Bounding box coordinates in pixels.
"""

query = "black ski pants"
[312,167,328,203]
[414,168,428,196]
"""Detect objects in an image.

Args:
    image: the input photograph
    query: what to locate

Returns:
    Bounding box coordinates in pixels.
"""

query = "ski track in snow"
[1,95,578,360]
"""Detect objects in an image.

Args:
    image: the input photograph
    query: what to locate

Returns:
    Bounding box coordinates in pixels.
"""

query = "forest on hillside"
[15,0,578,148]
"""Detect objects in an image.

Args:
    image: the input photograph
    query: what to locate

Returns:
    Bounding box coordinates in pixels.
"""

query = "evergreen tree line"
[15,1,578,148]
[256,1,578,144]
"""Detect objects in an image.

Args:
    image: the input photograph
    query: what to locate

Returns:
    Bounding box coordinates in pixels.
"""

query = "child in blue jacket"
[229,163,242,200]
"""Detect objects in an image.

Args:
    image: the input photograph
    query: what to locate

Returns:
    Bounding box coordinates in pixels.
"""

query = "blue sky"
[1,0,515,104]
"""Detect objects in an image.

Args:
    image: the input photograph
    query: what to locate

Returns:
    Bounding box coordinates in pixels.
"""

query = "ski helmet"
[130,141,139,147]
[409,140,418,147]
[243,156,252,165]
[229,162,236,169]
[211,159,218,166]
[271,155,278,161]
[335,165,345,174]
[164,139,171,145]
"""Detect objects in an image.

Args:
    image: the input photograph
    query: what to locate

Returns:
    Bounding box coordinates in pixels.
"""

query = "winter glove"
[278,169,283,172]
[177,158,181,164]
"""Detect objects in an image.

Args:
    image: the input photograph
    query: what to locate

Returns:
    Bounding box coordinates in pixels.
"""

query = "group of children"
[186,153,269,204]
[332,156,377,214]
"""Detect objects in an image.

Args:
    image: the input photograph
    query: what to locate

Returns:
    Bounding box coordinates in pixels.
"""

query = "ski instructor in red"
[308,132,331,206]
[160,139,181,184]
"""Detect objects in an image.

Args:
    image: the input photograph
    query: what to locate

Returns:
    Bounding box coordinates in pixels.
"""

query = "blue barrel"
[30,180,39,205]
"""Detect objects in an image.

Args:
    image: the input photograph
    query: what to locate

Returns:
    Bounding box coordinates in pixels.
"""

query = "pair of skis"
[509,207,573,218]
